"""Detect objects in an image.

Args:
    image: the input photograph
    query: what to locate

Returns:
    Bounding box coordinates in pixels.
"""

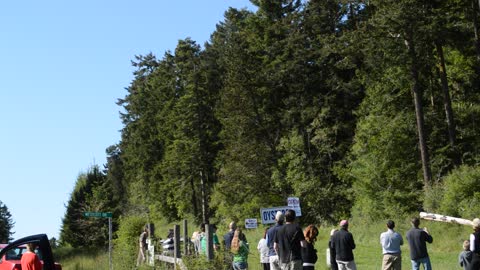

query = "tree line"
[59,0,480,249]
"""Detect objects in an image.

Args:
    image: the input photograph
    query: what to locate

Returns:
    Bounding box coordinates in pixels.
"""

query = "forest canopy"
[60,0,480,248]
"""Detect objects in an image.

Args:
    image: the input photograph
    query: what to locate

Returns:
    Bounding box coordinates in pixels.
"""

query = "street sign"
[260,206,293,224]
[287,197,302,217]
[83,212,112,218]
[83,211,113,270]
[245,218,258,229]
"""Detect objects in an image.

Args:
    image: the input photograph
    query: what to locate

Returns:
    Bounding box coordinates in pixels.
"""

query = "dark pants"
[262,263,271,270]
[468,253,480,270]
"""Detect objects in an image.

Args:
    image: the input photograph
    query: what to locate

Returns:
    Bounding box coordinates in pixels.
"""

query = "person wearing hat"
[380,220,403,270]
[406,217,433,270]
[468,218,480,270]
[266,211,285,270]
[331,219,357,270]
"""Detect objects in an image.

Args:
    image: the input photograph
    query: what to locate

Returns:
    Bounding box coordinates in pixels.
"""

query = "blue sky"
[0,0,254,241]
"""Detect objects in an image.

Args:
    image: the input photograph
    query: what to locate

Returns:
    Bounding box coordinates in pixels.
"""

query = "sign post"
[83,212,113,270]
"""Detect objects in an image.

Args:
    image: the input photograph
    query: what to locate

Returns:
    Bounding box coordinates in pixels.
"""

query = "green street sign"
[83,212,112,218]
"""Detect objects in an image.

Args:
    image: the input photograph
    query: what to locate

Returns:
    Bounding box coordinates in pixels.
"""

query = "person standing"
[136,226,149,266]
[459,240,473,270]
[380,220,403,270]
[274,209,306,270]
[329,229,339,270]
[406,217,433,270]
[468,218,480,270]
[224,222,237,249]
[21,243,42,270]
[224,221,239,270]
[301,225,319,270]
[332,220,357,270]
[258,227,271,270]
[267,211,285,270]
[200,224,220,254]
[231,228,249,270]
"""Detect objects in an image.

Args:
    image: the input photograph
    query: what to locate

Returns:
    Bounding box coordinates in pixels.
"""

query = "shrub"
[113,215,148,270]
[439,165,480,219]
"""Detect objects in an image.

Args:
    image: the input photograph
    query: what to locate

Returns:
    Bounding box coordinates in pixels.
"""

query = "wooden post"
[174,225,181,258]
[183,220,188,256]
[205,224,214,261]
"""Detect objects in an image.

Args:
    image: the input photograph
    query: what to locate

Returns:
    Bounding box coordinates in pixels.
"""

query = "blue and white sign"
[245,218,258,229]
[260,206,294,224]
[287,197,302,217]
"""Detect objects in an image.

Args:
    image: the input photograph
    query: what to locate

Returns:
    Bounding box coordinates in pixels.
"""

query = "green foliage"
[112,215,147,269]
[60,165,114,248]
[0,200,14,242]
[63,0,480,249]
[182,254,228,270]
[439,165,480,218]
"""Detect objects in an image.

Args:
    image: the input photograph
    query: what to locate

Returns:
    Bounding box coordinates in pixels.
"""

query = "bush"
[113,215,148,270]
[439,165,480,219]
[423,182,444,213]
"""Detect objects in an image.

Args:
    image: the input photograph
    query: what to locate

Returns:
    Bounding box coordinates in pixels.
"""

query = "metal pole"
[109,217,112,270]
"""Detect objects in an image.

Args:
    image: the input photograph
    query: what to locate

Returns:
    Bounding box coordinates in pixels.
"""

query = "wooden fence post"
[174,225,181,259]
[183,219,188,255]
[205,224,214,261]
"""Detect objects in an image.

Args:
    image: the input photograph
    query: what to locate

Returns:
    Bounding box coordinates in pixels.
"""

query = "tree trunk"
[473,0,480,63]
[405,35,432,187]
[435,41,457,148]
[200,170,209,224]
[190,175,198,220]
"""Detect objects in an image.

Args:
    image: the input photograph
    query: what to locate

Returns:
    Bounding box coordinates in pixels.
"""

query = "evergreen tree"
[60,165,111,248]
[0,200,14,242]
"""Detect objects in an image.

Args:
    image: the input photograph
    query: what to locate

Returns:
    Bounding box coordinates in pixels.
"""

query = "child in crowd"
[459,240,473,270]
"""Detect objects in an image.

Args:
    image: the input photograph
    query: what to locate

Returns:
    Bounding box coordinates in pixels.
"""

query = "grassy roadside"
[56,218,473,269]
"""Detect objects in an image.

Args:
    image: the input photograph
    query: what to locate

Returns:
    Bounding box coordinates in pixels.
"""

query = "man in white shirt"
[380,220,403,270]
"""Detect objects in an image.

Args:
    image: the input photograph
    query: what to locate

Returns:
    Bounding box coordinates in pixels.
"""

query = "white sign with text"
[287,197,302,217]
[260,206,294,224]
[245,218,258,229]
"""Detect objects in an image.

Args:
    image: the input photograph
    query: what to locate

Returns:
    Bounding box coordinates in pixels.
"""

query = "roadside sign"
[287,197,302,217]
[245,219,258,229]
[260,206,293,224]
[83,212,112,218]
[83,211,113,270]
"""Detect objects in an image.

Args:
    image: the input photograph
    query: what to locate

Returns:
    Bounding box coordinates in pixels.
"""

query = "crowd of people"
[135,214,480,270]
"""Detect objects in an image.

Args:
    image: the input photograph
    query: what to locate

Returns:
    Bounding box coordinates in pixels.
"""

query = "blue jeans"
[233,261,248,270]
[411,256,431,270]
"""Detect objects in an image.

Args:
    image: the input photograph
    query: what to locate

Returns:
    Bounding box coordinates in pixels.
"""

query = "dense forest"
[60,0,480,249]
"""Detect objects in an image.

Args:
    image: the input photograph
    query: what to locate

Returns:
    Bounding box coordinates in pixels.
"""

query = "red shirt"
[21,251,42,270]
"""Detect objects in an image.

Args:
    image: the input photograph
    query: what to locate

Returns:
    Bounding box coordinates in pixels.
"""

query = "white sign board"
[245,218,258,229]
[287,197,302,217]
[260,206,294,224]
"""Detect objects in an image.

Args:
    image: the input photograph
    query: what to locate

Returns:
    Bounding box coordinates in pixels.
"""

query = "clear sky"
[0,0,254,241]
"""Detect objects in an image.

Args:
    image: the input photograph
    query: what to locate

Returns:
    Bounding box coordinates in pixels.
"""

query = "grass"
[56,218,473,269]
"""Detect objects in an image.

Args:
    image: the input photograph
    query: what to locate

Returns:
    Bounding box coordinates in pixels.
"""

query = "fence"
[149,220,217,270]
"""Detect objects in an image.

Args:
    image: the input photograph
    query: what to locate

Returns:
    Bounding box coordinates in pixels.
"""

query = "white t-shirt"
[257,238,269,263]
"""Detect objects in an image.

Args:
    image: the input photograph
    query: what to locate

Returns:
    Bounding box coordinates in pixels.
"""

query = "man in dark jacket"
[331,220,357,270]
[406,217,433,270]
